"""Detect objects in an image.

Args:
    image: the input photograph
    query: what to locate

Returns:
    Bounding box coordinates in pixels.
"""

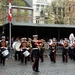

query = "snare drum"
[2,50,9,57]
[23,50,30,57]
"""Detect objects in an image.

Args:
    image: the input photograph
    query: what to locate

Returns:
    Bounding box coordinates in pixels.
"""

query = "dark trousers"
[20,51,27,64]
[62,49,68,62]
[0,54,6,65]
[50,50,56,63]
[32,57,39,71]
[40,49,44,62]
[15,51,20,61]
[69,48,74,59]
[73,48,75,61]
[27,51,31,61]
[0,53,2,63]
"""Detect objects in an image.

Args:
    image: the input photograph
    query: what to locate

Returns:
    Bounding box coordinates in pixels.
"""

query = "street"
[0,56,75,75]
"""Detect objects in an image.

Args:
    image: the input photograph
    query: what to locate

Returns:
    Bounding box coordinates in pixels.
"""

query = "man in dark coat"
[31,35,40,72]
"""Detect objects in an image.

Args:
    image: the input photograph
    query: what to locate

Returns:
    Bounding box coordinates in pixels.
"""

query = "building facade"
[25,0,51,23]
[0,5,33,26]
[11,6,33,23]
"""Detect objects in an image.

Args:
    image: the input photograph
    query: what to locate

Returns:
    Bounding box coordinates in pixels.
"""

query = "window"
[36,4,40,11]
[20,9,25,16]
[41,5,44,10]
[28,19,32,23]
[12,18,17,22]
[28,10,32,17]
[20,18,24,23]
[12,9,17,16]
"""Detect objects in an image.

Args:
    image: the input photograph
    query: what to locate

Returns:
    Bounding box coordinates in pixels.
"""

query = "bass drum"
[12,42,17,50]
[14,42,21,51]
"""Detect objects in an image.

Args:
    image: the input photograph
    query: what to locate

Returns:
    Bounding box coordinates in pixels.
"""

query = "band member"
[20,39,30,64]
[69,33,75,60]
[27,38,32,61]
[69,39,75,61]
[69,41,74,60]
[0,40,9,66]
[38,39,44,62]
[31,35,40,72]
[14,37,21,61]
[62,39,69,62]
[49,38,57,63]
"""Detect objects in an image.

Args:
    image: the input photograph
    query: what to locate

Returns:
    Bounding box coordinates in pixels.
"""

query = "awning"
[11,22,75,28]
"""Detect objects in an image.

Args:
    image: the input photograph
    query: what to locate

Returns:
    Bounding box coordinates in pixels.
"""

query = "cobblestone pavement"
[0,56,75,75]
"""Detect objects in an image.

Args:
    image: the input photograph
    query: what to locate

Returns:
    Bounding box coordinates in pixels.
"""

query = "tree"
[40,0,75,25]
[12,0,26,6]
[0,0,26,25]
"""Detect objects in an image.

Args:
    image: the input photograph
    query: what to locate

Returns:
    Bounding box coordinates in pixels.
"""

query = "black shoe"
[35,70,39,72]
[33,68,35,71]
[3,64,5,66]
[25,63,27,65]
[21,62,23,64]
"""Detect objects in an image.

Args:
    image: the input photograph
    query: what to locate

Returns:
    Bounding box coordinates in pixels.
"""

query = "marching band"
[1,33,75,72]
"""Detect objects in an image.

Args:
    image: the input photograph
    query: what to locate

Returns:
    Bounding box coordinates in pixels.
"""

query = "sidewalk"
[0,56,75,75]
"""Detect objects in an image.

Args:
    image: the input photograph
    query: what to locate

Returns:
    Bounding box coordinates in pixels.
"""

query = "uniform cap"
[33,35,38,38]
[21,37,26,40]
[2,36,5,39]
[53,38,56,42]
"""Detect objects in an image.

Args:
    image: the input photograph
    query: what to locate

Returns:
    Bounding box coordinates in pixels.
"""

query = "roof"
[11,22,75,28]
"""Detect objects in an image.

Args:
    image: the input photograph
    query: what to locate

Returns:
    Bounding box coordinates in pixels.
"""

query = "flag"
[8,0,12,22]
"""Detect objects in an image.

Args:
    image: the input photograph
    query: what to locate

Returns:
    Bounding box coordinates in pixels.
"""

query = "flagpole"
[9,22,11,57]
[8,0,12,58]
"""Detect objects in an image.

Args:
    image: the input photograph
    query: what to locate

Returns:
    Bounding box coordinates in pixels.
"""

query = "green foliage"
[0,0,26,6]
[40,0,73,24]
[12,0,26,6]
[0,0,26,24]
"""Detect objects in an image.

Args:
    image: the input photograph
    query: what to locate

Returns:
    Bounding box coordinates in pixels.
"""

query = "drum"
[23,50,30,57]
[12,42,17,50]
[2,50,9,57]
[14,42,21,51]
